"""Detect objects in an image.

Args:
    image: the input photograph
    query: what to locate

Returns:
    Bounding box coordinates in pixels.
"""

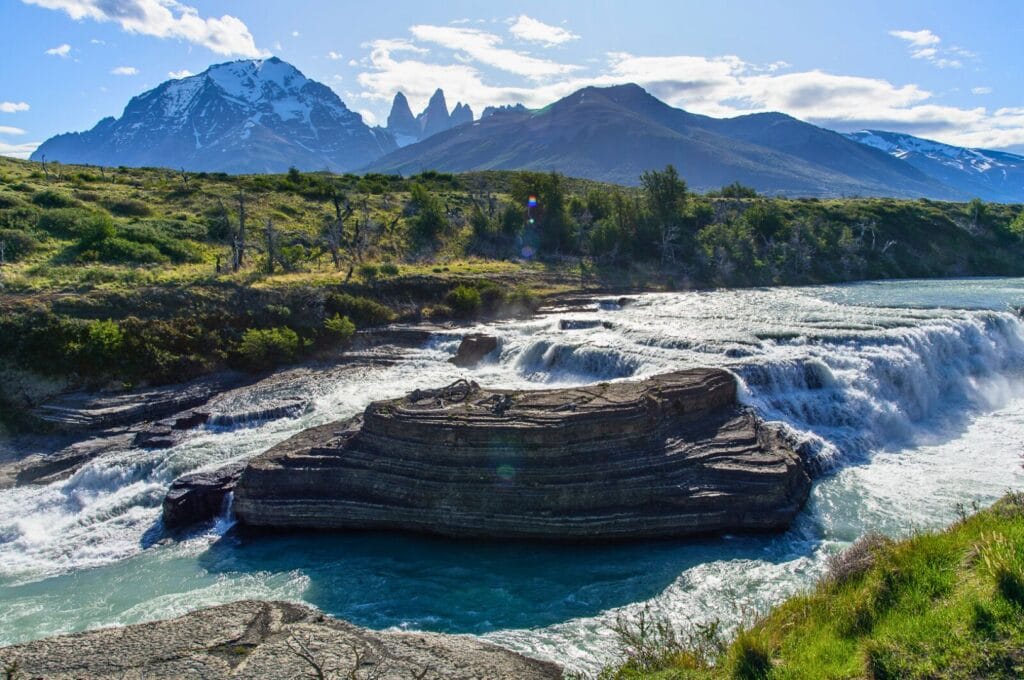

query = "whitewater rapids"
[1,278,1022,674]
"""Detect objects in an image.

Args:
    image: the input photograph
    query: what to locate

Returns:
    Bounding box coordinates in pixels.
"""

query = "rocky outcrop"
[31,373,246,431]
[162,462,246,530]
[0,600,561,679]
[449,333,499,367]
[234,369,811,539]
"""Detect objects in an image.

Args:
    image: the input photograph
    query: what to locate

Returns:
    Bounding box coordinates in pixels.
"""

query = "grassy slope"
[602,493,1024,680]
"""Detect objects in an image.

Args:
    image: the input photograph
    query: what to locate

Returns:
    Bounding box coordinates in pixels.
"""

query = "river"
[1,277,1022,673]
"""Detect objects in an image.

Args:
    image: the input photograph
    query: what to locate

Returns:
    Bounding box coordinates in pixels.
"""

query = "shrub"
[826,533,893,586]
[505,286,541,314]
[476,281,505,313]
[31,189,77,209]
[81,237,168,265]
[358,263,379,280]
[36,208,89,237]
[0,229,39,261]
[379,262,400,277]
[444,285,481,318]
[235,327,302,371]
[324,293,395,327]
[117,222,202,262]
[103,198,151,217]
[322,314,356,345]
[0,192,25,209]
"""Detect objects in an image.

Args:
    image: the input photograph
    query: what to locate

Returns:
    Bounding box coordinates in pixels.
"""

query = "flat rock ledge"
[0,600,561,680]
[234,369,811,539]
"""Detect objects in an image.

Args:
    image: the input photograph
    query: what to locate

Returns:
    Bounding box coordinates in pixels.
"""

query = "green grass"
[598,493,1024,680]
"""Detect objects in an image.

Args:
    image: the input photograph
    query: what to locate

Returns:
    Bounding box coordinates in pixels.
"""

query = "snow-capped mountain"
[31,57,395,173]
[845,130,1024,203]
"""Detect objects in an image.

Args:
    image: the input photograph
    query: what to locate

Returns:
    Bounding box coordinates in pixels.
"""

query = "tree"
[641,165,688,264]
[408,182,447,244]
[1009,211,1024,241]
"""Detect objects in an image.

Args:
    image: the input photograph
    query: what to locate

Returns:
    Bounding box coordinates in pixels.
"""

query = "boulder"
[234,369,811,540]
[0,600,561,679]
[162,462,246,529]
[449,333,499,367]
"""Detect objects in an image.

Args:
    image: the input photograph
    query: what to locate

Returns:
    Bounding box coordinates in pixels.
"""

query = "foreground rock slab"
[0,600,561,679]
[235,369,811,539]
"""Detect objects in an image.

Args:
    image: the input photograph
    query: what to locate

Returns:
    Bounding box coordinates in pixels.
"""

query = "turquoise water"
[1,278,1023,672]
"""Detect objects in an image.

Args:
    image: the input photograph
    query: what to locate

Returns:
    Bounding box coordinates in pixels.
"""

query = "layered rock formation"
[234,369,811,539]
[0,600,561,679]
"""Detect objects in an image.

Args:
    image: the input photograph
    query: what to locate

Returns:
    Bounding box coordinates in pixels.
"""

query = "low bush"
[31,189,77,209]
[103,197,151,217]
[445,285,482,318]
[0,229,39,261]
[324,292,395,327]
[234,327,303,371]
[322,314,356,345]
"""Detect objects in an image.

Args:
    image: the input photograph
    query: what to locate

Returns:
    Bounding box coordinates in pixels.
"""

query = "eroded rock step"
[234,369,812,540]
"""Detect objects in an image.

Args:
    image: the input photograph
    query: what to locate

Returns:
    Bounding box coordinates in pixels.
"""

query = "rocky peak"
[386,92,419,143]
[450,102,474,128]
[418,88,451,139]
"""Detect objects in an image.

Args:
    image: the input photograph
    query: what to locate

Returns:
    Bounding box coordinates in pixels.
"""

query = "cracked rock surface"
[0,600,562,679]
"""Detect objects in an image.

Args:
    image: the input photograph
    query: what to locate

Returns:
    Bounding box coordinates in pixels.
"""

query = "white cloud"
[0,140,40,159]
[0,126,26,135]
[890,28,966,69]
[90,38,105,44]
[327,51,343,60]
[408,24,579,79]
[23,0,267,57]
[45,43,71,57]
[508,15,579,47]
[357,108,378,125]
[291,30,300,37]
[111,65,138,75]
[972,86,992,95]
[889,29,940,48]
[168,69,193,78]
[0,102,30,113]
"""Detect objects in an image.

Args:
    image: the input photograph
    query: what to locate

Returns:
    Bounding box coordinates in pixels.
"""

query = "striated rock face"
[0,600,561,679]
[234,369,811,539]
[162,462,246,530]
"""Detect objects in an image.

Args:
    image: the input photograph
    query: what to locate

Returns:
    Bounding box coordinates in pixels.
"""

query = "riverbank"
[599,492,1024,679]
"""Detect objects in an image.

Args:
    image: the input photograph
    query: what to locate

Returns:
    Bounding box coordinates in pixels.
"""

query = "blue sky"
[2,0,1023,159]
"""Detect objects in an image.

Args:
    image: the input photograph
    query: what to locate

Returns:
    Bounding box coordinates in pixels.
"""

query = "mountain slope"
[365,84,959,198]
[846,130,1024,202]
[31,58,395,173]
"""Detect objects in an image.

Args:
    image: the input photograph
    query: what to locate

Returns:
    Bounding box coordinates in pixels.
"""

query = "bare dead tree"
[233,189,247,271]
[38,154,49,181]
[264,218,278,274]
